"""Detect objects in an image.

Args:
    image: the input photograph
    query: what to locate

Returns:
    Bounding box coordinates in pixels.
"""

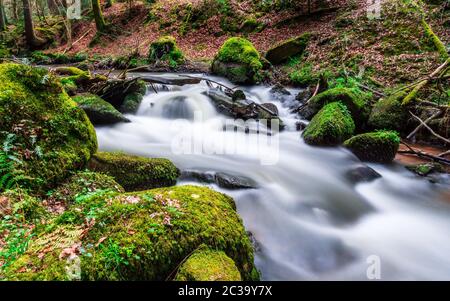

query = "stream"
[95,73,450,280]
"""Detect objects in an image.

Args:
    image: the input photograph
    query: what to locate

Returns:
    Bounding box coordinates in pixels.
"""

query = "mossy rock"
[0,63,97,192]
[72,94,130,125]
[211,37,263,84]
[265,33,311,65]
[405,163,443,176]
[48,171,124,207]
[240,18,265,33]
[120,92,145,114]
[175,247,242,281]
[4,185,258,281]
[303,102,355,146]
[343,131,400,163]
[87,152,179,191]
[368,92,408,131]
[148,36,184,67]
[307,87,369,123]
[53,67,88,77]
[0,189,47,222]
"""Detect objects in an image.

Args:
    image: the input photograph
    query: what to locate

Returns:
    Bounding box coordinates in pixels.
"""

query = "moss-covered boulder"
[4,185,258,281]
[368,92,407,131]
[265,33,311,65]
[211,37,263,84]
[148,36,184,67]
[120,91,145,114]
[0,63,97,192]
[46,171,124,212]
[303,102,355,146]
[87,152,179,191]
[175,247,242,281]
[72,94,129,125]
[307,87,369,122]
[343,131,400,163]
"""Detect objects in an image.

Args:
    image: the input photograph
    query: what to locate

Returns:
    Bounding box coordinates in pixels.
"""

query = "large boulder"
[303,102,355,146]
[148,36,184,67]
[265,33,311,65]
[72,94,130,125]
[211,37,263,84]
[87,152,180,191]
[343,131,400,163]
[0,63,97,192]
[368,92,407,131]
[175,247,242,281]
[4,185,259,281]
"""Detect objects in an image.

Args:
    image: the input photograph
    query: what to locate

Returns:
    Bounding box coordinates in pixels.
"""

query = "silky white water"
[96,73,450,280]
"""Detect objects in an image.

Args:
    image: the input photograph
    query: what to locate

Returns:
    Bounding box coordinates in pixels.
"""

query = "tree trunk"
[12,0,19,20]
[0,0,7,31]
[22,0,45,49]
[47,0,59,14]
[91,0,106,32]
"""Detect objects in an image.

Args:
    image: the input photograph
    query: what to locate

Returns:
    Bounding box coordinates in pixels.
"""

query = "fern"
[0,151,17,192]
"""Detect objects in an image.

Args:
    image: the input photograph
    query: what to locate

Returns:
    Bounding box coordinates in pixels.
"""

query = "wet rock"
[180,170,216,183]
[215,172,258,190]
[260,103,279,116]
[345,165,381,184]
[295,88,311,104]
[269,84,291,96]
[296,121,308,131]
[232,89,246,102]
[405,163,443,177]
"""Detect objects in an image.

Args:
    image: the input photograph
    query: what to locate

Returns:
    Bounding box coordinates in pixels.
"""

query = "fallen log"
[400,142,450,165]
[409,111,450,145]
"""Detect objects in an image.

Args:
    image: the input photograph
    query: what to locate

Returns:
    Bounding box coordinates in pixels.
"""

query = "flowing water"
[96,73,450,280]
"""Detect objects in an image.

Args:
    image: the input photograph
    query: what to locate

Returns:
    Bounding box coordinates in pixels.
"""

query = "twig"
[409,111,450,144]
[438,150,450,157]
[406,110,441,140]
[400,141,450,165]
[184,75,235,93]
[357,83,385,98]
[63,29,92,54]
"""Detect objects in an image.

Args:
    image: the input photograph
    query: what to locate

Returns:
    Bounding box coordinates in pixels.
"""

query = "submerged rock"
[303,102,355,146]
[345,164,382,184]
[4,186,258,281]
[87,152,179,191]
[215,172,258,189]
[73,94,130,125]
[180,170,216,183]
[211,37,263,84]
[175,247,242,281]
[265,33,311,65]
[344,131,400,163]
[0,63,97,192]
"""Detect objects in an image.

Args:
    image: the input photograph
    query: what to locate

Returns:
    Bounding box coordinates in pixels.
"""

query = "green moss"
[0,63,97,192]
[72,94,129,125]
[148,36,184,67]
[343,130,400,163]
[120,92,144,114]
[175,246,242,281]
[30,52,87,65]
[87,152,179,191]
[266,33,311,64]
[308,87,370,122]
[0,189,47,222]
[421,18,449,60]
[240,17,265,33]
[289,63,317,86]
[47,171,124,207]
[4,185,258,281]
[303,102,355,146]
[368,92,407,131]
[406,163,443,176]
[54,67,88,77]
[212,37,263,84]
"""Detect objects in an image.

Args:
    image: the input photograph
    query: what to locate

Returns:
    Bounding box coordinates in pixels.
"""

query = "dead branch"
[400,141,450,165]
[409,111,450,144]
[407,110,442,140]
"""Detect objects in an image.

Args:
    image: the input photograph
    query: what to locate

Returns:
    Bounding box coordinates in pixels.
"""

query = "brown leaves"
[59,242,81,260]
